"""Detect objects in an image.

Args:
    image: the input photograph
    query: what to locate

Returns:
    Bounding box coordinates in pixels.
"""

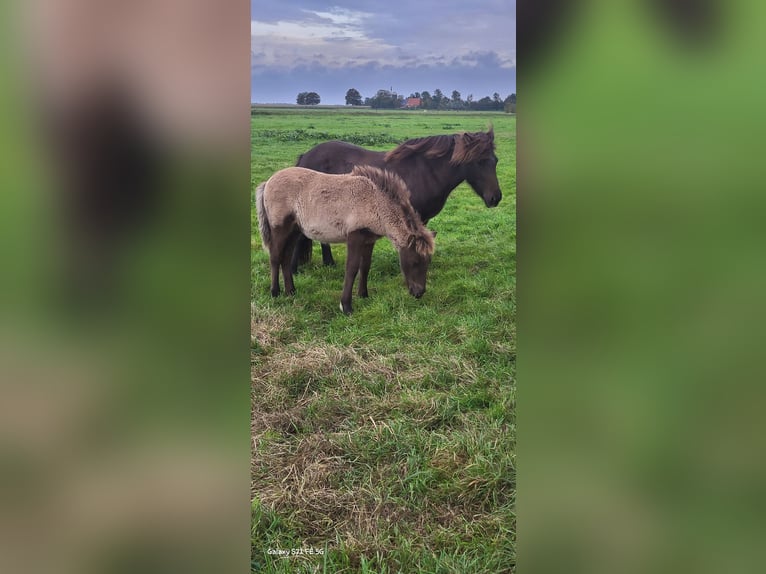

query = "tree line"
[295,89,516,112]
[345,88,516,112]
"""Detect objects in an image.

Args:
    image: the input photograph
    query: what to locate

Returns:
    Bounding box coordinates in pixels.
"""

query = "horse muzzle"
[409,286,425,299]
[485,193,502,208]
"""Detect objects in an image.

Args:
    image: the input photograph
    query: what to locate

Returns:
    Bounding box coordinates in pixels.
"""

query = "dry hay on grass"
[251,303,291,350]
[253,343,401,388]
[252,432,422,549]
[250,311,512,560]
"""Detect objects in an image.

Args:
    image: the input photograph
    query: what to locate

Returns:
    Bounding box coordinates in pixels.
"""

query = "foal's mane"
[384,127,495,166]
[350,165,434,257]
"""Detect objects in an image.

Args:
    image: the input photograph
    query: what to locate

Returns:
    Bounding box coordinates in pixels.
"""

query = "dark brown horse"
[291,127,501,272]
[256,165,435,314]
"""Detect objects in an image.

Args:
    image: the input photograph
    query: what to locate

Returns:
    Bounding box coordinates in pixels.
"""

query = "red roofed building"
[404,97,422,109]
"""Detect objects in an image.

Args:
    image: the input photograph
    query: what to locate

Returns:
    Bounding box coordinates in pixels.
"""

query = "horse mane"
[384,127,495,166]
[351,165,434,257]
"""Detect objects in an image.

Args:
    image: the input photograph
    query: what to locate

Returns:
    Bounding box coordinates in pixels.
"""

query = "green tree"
[296,92,308,105]
[420,91,432,109]
[433,88,444,108]
[345,88,363,106]
[368,89,401,109]
[304,92,321,105]
[504,93,517,113]
[451,90,462,109]
[476,96,494,111]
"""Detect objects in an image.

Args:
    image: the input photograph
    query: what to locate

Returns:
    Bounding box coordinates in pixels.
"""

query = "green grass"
[252,109,515,573]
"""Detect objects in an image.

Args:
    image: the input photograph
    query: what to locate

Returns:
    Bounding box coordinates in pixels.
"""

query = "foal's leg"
[321,243,336,267]
[269,231,286,297]
[280,230,301,296]
[270,255,281,297]
[340,234,364,314]
[357,240,376,298]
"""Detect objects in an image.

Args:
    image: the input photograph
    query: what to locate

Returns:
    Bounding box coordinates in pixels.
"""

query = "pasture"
[252,109,516,572]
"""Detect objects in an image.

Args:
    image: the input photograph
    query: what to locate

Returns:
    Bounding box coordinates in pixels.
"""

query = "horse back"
[297,140,385,174]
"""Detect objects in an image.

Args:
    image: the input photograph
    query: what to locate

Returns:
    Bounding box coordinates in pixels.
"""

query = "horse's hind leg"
[269,252,281,298]
[280,230,301,296]
[268,226,294,297]
[357,240,376,298]
[340,233,364,314]
[321,243,336,266]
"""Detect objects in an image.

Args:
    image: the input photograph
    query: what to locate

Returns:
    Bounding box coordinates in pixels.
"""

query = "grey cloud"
[251,1,515,103]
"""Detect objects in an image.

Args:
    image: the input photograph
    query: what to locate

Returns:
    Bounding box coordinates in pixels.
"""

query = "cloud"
[251,6,401,69]
[250,1,516,103]
[251,2,515,71]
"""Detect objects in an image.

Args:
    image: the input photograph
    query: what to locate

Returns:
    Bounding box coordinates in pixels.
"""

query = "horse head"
[399,231,435,298]
[456,127,503,208]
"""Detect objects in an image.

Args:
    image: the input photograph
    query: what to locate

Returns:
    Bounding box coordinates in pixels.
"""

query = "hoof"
[270,289,280,298]
[358,291,369,298]
[285,288,296,296]
[340,301,352,315]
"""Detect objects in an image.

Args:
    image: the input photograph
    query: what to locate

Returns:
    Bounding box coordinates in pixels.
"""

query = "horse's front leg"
[357,240,376,298]
[321,243,336,266]
[340,234,363,314]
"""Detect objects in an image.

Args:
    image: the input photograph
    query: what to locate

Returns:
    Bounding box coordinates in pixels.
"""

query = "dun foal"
[256,165,435,314]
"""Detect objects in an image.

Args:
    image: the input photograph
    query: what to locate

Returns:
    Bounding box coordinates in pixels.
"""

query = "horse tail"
[256,182,271,253]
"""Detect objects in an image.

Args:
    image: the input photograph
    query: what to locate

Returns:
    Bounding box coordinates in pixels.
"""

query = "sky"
[251,1,516,104]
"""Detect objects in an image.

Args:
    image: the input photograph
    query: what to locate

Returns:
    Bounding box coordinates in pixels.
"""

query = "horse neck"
[379,201,423,251]
[411,154,466,213]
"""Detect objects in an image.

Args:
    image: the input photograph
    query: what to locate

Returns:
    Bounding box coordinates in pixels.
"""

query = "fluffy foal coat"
[256,165,435,314]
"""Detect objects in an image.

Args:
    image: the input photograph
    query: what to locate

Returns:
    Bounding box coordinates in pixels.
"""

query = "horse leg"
[268,226,292,297]
[269,235,284,297]
[340,234,363,314]
[321,243,336,266]
[290,234,310,274]
[280,230,301,296]
[357,240,376,298]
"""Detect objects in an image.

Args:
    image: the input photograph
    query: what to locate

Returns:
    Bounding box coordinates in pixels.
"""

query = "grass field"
[251,109,516,573]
